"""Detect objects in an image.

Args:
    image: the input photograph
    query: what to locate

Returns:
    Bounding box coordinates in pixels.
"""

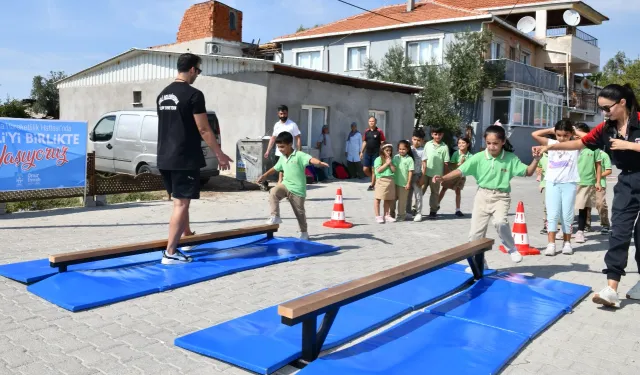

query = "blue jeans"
[321,158,333,179]
[545,182,577,234]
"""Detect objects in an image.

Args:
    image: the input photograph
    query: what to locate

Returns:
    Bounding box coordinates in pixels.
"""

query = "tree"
[0,97,29,118]
[30,71,66,118]
[600,52,640,98]
[296,24,322,33]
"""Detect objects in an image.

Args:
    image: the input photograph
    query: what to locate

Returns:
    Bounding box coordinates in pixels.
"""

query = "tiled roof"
[272,0,565,41]
[273,1,489,41]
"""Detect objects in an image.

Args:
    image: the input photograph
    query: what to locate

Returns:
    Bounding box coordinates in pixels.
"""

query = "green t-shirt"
[538,154,548,189]
[577,148,600,186]
[274,150,313,198]
[424,140,450,177]
[450,150,472,170]
[598,150,612,188]
[393,154,415,187]
[374,156,396,178]
[458,150,528,193]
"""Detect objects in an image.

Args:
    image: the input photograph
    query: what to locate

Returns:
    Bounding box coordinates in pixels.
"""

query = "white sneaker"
[626,281,640,300]
[413,214,422,222]
[375,216,385,224]
[544,243,557,256]
[266,216,283,225]
[561,241,573,255]
[299,232,309,241]
[592,286,620,307]
[465,258,489,274]
[509,250,523,263]
[575,231,586,243]
[161,249,192,265]
[384,215,396,223]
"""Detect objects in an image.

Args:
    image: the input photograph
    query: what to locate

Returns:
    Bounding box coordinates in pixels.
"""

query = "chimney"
[407,0,415,12]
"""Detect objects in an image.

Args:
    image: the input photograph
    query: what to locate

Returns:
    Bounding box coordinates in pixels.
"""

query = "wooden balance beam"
[48,224,279,272]
[277,238,494,365]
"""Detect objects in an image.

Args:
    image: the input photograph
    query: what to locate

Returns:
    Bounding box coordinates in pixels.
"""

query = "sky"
[0,0,638,100]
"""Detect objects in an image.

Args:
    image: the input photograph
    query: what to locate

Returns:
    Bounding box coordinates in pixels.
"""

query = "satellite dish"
[563,10,581,26]
[517,16,536,33]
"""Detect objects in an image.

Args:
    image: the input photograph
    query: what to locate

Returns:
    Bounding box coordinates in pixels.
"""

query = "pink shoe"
[384,215,396,223]
[375,216,385,224]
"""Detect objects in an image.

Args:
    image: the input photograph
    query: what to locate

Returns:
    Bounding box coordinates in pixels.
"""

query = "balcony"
[486,59,563,93]
[543,26,600,71]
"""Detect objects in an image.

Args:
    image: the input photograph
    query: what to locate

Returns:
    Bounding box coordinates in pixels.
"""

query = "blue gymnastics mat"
[298,274,590,375]
[0,234,267,284]
[26,236,339,312]
[174,264,484,374]
[426,273,591,338]
[297,312,529,375]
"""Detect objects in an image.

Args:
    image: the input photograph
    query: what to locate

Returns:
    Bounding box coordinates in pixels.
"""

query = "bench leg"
[267,231,274,239]
[467,252,485,280]
[300,307,339,364]
[59,265,68,273]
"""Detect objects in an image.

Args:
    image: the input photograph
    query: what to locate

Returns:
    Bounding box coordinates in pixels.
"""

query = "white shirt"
[545,139,580,183]
[316,133,334,159]
[272,119,301,157]
[412,146,425,174]
[345,131,362,162]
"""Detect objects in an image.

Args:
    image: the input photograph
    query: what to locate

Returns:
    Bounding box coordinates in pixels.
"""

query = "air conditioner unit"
[205,42,221,55]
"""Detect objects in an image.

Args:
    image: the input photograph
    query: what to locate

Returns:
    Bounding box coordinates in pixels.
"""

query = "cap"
[350,122,357,126]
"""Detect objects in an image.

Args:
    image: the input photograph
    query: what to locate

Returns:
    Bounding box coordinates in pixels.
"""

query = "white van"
[89,109,221,185]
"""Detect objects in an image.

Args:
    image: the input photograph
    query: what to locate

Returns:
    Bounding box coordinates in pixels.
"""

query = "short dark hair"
[177,53,202,73]
[431,127,444,134]
[554,119,575,133]
[277,105,288,112]
[412,128,426,139]
[575,122,590,133]
[275,131,293,145]
[458,137,471,145]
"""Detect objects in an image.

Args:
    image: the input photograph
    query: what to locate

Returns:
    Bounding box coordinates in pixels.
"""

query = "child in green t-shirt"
[391,140,415,222]
[258,131,328,240]
[596,150,612,234]
[434,125,540,267]
[374,144,397,223]
[438,137,472,217]
[423,127,450,219]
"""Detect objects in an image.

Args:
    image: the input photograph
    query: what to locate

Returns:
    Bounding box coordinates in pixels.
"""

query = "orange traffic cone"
[323,187,353,229]
[499,201,540,256]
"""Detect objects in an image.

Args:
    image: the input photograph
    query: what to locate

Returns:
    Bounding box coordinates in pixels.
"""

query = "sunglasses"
[194,67,202,74]
[598,100,619,113]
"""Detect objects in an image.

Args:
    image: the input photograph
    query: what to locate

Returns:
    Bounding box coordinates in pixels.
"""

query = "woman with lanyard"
[535,83,640,308]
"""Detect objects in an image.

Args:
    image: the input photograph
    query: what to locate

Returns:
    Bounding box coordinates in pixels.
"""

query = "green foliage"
[0,97,29,118]
[30,71,66,118]
[296,24,323,33]
[599,51,640,97]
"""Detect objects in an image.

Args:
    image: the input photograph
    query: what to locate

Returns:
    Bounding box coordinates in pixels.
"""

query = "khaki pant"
[596,188,610,227]
[269,184,307,232]
[469,188,517,251]
[395,185,410,219]
[424,177,441,212]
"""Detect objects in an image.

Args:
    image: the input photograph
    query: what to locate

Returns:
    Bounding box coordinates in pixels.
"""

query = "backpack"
[332,161,349,179]
[305,165,317,184]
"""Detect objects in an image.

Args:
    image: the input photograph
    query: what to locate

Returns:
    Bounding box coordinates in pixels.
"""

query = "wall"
[545,35,600,68]
[212,1,242,42]
[486,22,541,66]
[508,126,538,164]
[280,21,483,76]
[59,72,269,174]
[176,1,242,43]
[264,73,416,163]
[153,37,245,56]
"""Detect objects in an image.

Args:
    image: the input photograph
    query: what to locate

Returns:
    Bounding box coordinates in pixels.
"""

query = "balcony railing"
[567,89,597,113]
[529,27,598,47]
[486,59,563,93]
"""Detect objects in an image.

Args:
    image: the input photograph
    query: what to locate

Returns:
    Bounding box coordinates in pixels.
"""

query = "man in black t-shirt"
[157,53,233,265]
[360,116,386,191]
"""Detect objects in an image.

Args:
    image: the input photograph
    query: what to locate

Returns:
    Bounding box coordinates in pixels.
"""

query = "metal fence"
[487,59,563,93]
[545,26,599,47]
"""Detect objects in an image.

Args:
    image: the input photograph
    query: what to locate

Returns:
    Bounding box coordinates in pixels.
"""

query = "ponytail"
[599,83,639,131]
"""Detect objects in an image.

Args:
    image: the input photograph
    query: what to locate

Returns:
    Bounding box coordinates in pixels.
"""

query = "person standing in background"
[345,122,364,179]
[361,116,386,191]
[316,125,334,180]
[264,105,302,184]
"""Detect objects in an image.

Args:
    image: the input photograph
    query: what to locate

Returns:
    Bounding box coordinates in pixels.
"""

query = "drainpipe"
[545,48,571,116]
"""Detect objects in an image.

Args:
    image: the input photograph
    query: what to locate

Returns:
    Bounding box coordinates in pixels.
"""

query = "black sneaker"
[367,185,374,191]
[161,249,193,265]
[428,212,437,219]
[455,211,465,217]
[600,226,610,235]
[585,225,592,233]
[411,208,417,216]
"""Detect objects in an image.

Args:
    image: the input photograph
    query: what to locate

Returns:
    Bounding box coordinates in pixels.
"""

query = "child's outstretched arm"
[310,157,330,168]
[432,169,462,184]
[531,128,554,146]
[257,167,277,183]
[525,155,542,177]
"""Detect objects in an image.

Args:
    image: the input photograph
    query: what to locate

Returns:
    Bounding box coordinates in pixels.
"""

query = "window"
[140,116,158,142]
[229,11,236,31]
[510,88,563,128]
[300,105,328,148]
[369,110,387,134]
[490,41,503,60]
[133,91,142,107]
[521,51,531,65]
[509,47,517,60]
[344,42,369,71]
[115,114,142,141]
[491,99,510,125]
[294,48,323,70]
[402,34,443,66]
[93,116,116,142]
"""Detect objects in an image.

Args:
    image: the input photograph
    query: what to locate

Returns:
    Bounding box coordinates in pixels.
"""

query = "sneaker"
[428,212,437,220]
[411,208,417,216]
[592,286,620,308]
[375,216,385,224]
[299,232,309,241]
[544,243,557,256]
[455,210,465,217]
[600,226,610,235]
[561,241,573,255]
[465,258,490,274]
[180,231,196,251]
[626,281,640,300]
[266,216,283,225]
[575,231,586,243]
[384,215,396,223]
[585,225,592,233]
[413,214,423,222]
[397,215,406,222]
[540,227,548,235]
[367,185,374,191]
[161,249,192,265]
[509,250,523,263]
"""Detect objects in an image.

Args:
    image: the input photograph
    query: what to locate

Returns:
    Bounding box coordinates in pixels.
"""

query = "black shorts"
[160,169,201,199]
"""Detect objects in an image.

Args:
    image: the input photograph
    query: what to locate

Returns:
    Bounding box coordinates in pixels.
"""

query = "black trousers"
[606,170,640,281]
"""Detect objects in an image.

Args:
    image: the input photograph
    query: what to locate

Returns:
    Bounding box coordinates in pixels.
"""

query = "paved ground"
[0,173,639,375]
